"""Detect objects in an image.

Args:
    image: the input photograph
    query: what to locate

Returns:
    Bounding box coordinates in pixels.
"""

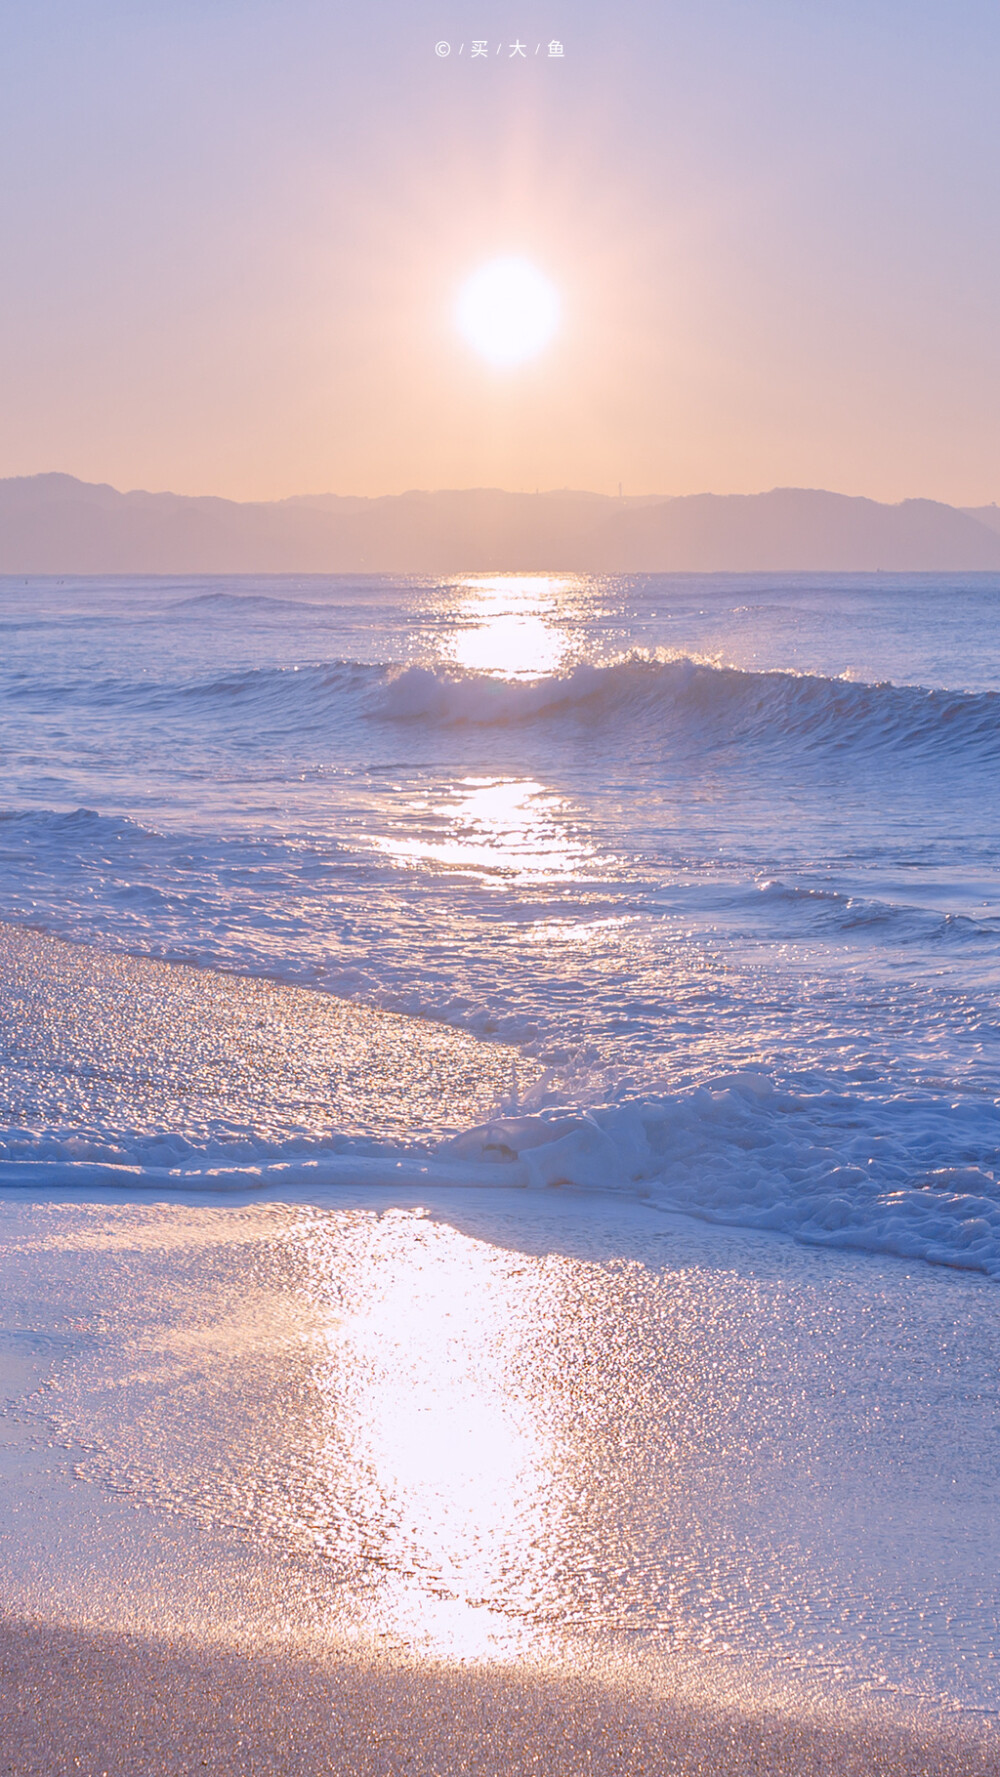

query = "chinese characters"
[434,40,565,59]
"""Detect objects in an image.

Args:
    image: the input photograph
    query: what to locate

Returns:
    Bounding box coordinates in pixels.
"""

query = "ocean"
[2,568,1000,1728]
[1,569,998,1277]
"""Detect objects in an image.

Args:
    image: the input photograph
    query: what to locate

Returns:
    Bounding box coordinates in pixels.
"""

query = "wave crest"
[9,652,998,763]
[377,655,1000,760]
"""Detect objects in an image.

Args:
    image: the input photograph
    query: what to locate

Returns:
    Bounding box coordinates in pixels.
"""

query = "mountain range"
[3,473,1000,573]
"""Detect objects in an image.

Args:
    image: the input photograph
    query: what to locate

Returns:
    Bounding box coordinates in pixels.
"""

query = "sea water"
[0,570,998,1277]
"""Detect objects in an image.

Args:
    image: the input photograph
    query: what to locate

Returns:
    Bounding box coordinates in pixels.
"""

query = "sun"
[455,258,560,367]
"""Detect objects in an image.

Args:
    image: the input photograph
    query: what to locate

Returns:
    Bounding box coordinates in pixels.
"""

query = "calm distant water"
[1,571,999,1275]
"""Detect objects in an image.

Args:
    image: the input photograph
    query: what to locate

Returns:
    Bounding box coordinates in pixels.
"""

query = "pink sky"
[1,2,998,504]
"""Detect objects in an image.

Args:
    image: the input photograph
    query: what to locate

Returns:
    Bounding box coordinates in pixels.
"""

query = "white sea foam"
[449,1073,1000,1277]
[3,1071,998,1280]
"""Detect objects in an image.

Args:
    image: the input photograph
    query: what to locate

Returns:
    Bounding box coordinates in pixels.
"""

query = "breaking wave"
[8,652,999,763]
[3,1072,999,1281]
[377,655,1000,760]
[445,1072,1000,1280]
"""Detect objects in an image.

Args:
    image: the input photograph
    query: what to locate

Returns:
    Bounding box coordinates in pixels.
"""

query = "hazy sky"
[2,1,999,502]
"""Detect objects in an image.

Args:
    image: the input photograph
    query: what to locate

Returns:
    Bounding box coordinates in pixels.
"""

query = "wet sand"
[0,920,533,1151]
[1,928,999,1774]
[3,1191,999,1774]
[1,1615,996,1777]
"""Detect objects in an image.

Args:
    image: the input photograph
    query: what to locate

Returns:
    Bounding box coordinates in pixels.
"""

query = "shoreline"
[1,924,998,1769]
[3,1193,999,1747]
[0,918,533,1159]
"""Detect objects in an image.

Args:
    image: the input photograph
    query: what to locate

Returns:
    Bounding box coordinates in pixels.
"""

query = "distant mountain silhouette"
[962,503,1000,537]
[3,473,1000,572]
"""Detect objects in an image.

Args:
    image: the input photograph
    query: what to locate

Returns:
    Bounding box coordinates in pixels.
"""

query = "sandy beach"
[1,941,998,1775]
[3,1615,997,1777]
[0,920,531,1156]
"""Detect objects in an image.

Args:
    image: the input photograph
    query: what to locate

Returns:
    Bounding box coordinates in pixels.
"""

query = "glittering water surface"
[1,572,999,1731]
[2,1195,998,1720]
[1,572,998,1095]
[0,571,999,1276]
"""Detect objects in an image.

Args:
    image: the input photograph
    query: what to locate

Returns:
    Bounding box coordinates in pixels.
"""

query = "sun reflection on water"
[304,1210,566,1660]
[372,776,602,882]
[34,1204,731,1671]
[283,1211,701,1661]
[368,576,608,884]
[16,1202,992,1713]
[448,575,573,679]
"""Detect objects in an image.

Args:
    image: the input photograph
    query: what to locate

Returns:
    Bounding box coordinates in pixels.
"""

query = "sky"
[1,1,999,503]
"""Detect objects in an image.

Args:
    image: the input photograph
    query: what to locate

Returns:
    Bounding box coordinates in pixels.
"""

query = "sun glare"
[455,258,560,366]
